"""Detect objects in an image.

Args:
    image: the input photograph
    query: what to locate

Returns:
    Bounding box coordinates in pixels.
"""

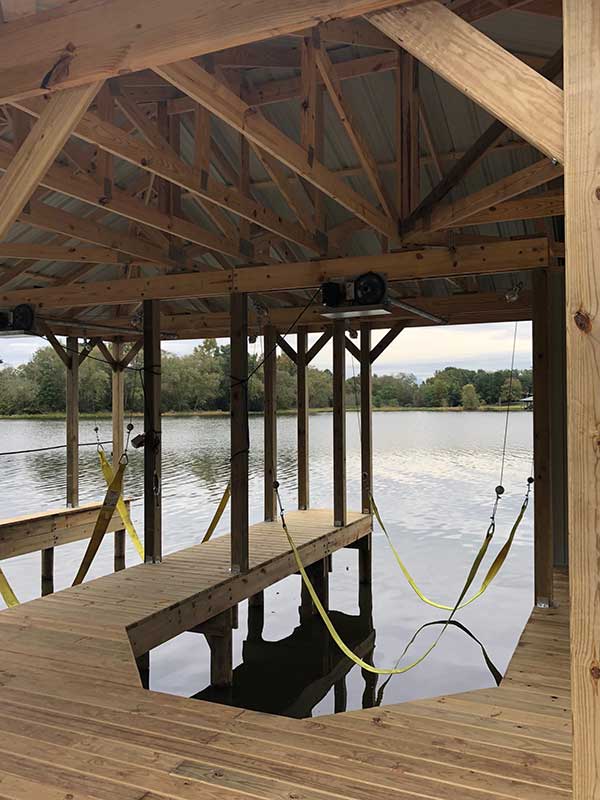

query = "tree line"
[0,342,533,416]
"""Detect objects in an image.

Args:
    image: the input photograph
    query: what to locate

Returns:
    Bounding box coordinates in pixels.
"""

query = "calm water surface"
[0,411,534,716]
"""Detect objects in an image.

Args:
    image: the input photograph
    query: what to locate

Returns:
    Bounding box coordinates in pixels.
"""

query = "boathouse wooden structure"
[0,0,593,797]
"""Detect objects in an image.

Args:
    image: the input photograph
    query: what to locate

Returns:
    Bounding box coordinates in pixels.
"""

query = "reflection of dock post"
[361,646,378,709]
[334,675,348,713]
[136,652,150,689]
[300,558,329,624]
[248,592,265,641]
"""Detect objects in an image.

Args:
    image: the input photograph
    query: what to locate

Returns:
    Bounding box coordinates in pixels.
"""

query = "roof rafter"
[155,59,397,239]
[0,82,102,242]
[0,0,409,105]
[367,1,564,163]
[315,41,395,221]
[12,97,317,257]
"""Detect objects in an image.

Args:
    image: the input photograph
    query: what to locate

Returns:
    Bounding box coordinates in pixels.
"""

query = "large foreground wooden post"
[143,300,162,564]
[532,269,554,607]
[297,327,310,510]
[564,4,600,797]
[230,292,249,574]
[112,339,126,572]
[333,319,347,527]
[263,325,277,522]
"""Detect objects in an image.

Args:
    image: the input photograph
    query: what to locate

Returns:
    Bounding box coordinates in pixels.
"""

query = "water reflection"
[194,585,377,718]
[0,411,534,713]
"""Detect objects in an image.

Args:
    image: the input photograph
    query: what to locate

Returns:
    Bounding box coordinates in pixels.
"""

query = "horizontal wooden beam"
[169,51,399,114]
[155,60,397,238]
[0,243,131,264]
[0,0,409,104]
[368,1,564,163]
[18,200,175,267]
[0,237,549,310]
[48,289,534,340]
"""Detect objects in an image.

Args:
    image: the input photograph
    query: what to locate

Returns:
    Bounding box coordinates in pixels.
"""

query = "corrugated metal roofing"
[0,5,562,324]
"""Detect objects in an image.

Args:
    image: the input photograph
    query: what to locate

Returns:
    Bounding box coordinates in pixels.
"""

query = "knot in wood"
[574,310,592,333]
[590,664,600,682]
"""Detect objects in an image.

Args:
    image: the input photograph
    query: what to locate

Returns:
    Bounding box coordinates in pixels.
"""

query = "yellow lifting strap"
[370,488,531,612]
[98,448,144,560]
[202,482,231,544]
[280,506,500,679]
[72,457,127,586]
[0,567,18,608]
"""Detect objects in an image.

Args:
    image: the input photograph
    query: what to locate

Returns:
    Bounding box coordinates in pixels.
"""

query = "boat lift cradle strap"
[202,482,231,543]
[0,568,18,608]
[273,483,502,682]
[72,456,127,586]
[370,483,532,612]
[98,448,144,560]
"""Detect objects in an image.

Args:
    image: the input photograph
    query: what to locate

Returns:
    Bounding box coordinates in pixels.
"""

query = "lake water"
[0,410,534,716]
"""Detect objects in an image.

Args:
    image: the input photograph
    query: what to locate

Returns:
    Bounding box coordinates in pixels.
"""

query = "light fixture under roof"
[321,303,392,320]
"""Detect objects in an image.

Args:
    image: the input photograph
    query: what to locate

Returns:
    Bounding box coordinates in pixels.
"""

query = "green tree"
[461,383,480,410]
[499,376,523,404]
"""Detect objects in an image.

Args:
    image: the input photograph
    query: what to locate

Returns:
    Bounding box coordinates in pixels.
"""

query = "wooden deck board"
[0,514,572,800]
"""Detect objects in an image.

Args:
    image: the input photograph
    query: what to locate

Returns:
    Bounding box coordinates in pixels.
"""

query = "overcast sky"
[0,321,532,381]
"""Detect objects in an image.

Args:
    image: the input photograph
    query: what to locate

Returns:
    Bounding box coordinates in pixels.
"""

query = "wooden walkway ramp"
[0,514,571,800]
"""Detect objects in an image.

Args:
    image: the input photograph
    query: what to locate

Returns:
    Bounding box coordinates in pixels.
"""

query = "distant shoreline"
[0,405,528,421]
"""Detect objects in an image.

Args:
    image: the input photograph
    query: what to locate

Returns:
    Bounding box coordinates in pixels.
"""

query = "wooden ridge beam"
[155,60,397,239]
[0,237,549,310]
[367,1,564,163]
[0,82,102,241]
[12,97,316,256]
[0,0,412,105]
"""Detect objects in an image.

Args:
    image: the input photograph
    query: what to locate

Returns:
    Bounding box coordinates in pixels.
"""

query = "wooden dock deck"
[0,514,570,800]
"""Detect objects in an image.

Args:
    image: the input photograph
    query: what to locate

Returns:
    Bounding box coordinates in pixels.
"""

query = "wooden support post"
[230,292,249,574]
[263,324,277,522]
[564,5,600,796]
[66,336,79,508]
[548,270,568,569]
[396,49,419,223]
[532,269,553,607]
[359,323,373,586]
[206,629,233,689]
[333,320,347,527]
[297,327,310,510]
[143,300,162,564]
[112,339,126,572]
[44,335,79,595]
